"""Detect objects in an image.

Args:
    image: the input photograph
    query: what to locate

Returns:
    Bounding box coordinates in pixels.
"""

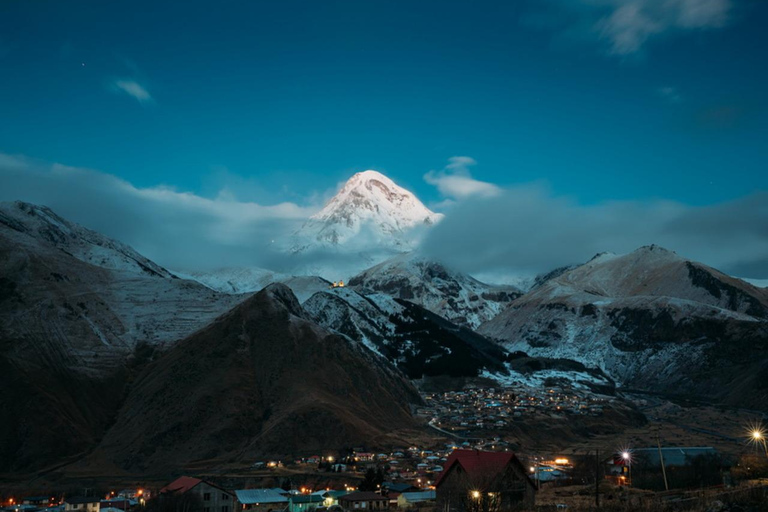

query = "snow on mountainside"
[289,170,442,253]
[175,267,287,294]
[0,201,174,278]
[302,286,508,378]
[348,252,521,329]
[0,201,246,469]
[479,245,768,408]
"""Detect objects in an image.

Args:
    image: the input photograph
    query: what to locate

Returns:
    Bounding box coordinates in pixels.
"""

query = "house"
[22,497,50,507]
[309,490,347,508]
[338,492,388,511]
[64,497,100,512]
[435,450,536,511]
[397,491,436,509]
[99,499,132,511]
[160,476,234,512]
[234,490,288,512]
[287,494,324,512]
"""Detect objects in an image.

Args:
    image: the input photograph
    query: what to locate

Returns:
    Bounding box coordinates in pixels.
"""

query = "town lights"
[471,491,481,499]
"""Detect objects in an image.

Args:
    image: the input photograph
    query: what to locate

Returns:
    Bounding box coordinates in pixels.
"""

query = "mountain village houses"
[2,449,543,512]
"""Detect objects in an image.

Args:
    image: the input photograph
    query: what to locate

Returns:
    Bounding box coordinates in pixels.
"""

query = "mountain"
[289,170,442,254]
[0,201,245,471]
[348,253,521,329]
[303,286,508,379]
[479,245,768,408]
[174,267,287,294]
[83,284,421,474]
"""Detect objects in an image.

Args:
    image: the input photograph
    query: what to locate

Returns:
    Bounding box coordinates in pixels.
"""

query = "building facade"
[435,450,536,511]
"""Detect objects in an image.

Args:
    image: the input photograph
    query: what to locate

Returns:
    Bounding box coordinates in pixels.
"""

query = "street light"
[620,451,632,486]
[750,428,768,457]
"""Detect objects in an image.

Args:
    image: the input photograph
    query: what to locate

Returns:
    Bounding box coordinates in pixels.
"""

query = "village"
[418,385,609,436]
[2,387,767,512]
[4,434,767,512]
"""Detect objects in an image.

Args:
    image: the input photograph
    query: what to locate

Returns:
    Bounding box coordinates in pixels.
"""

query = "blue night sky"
[2,0,767,209]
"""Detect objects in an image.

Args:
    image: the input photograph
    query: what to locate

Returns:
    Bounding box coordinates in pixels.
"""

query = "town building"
[396,491,436,509]
[287,494,324,512]
[64,497,100,512]
[435,450,536,511]
[234,490,288,512]
[338,492,388,511]
[160,476,234,512]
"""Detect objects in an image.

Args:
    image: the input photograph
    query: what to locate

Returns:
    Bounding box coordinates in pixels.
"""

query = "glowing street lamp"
[750,426,768,457]
[471,491,481,500]
[619,450,632,486]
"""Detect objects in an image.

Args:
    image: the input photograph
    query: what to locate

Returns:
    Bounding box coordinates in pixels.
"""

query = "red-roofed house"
[435,450,535,511]
[159,476,234,512]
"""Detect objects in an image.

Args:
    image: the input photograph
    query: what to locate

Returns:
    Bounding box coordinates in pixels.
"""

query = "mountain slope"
[479,245,768,408]
[290,171,442,253]
[348,253,521,328]
[0,201,244,471]
[86,284,421,473]
[303,287,508,378]
[174,267,286,294]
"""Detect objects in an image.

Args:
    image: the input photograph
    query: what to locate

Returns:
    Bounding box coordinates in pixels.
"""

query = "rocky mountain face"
[84,284,421,474]
[303,287,508,379]
[289,170,442,253]
[0,202,240,471]
[479,245,768,408]
[0,202,423,475]
[348,253,521,329]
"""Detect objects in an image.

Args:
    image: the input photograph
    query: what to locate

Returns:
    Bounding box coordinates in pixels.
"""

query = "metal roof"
[234,490,288,505]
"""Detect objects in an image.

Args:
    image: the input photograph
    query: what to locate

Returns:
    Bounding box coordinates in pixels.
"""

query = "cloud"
[528,0,732,55]
[424,157,501,200]
[419,182,768,279]
[0,153,317,271]
[112,79,152,104]
[657,85,682,103]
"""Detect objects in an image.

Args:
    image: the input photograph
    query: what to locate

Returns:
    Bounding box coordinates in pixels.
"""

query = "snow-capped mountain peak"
[290,169,442,251]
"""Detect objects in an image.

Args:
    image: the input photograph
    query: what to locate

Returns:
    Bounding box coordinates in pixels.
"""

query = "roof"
[631,447,719,467]
[338,492,388,502]
[383,483,417,493]
[399,491,436,502]
[435,450,534,488]
[234,490,288,505]
[65,497,101,504]
[160,476,203,495]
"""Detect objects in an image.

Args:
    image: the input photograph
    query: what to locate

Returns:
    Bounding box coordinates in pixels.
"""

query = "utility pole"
[657,426,669,491]
[595,449,600,509]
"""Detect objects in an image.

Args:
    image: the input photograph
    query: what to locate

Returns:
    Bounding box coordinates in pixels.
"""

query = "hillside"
[348,253,520,328]
[85,284,422,473]
[303,287,508,378]
[0,201,245,471]
[479,245,768,408]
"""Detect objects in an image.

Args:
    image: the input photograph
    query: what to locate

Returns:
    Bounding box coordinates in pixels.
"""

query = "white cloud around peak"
[424,156,501,200]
